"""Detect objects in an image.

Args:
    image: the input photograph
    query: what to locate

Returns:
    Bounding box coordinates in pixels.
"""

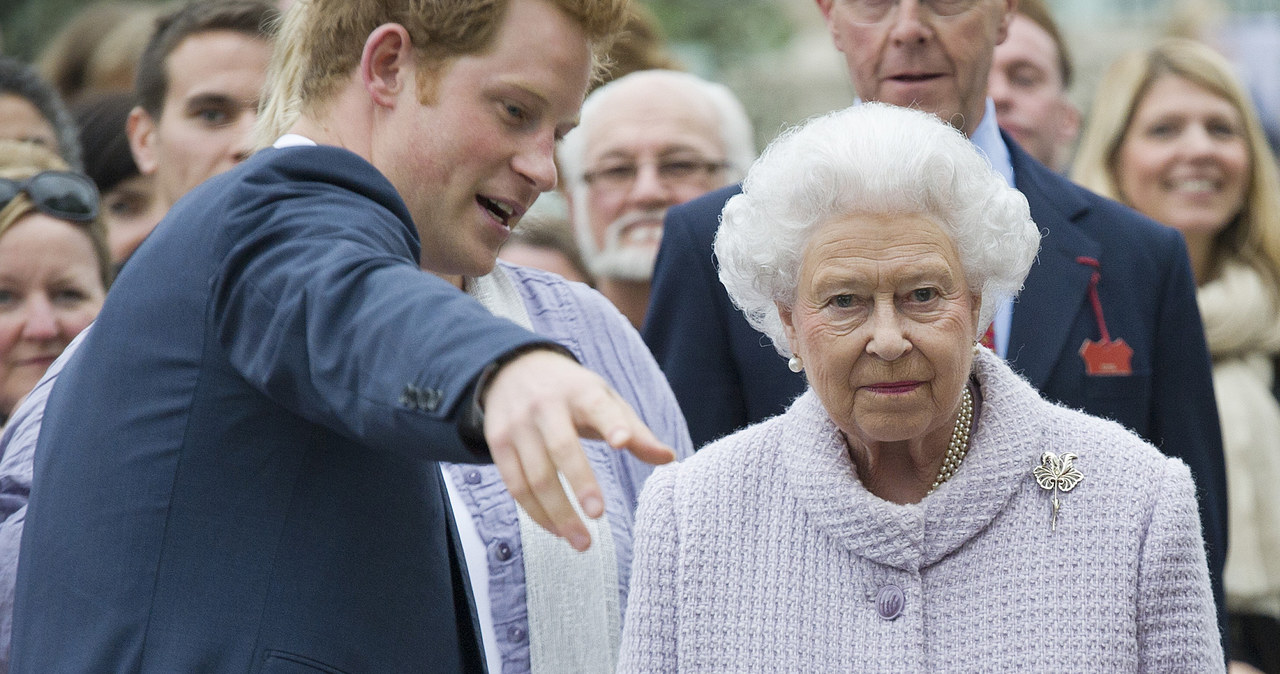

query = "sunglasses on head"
[0,170,99,223]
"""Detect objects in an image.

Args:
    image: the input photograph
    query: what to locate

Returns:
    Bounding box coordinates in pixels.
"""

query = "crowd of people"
[0,0,1274,671]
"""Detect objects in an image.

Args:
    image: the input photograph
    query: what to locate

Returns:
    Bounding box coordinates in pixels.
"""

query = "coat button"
[875,584,904,620]
[422,389,441,411]
[494,541,513,562]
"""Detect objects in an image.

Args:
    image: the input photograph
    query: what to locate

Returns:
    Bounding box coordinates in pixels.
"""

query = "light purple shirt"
[444,263,692,673]
[0,325,91,669]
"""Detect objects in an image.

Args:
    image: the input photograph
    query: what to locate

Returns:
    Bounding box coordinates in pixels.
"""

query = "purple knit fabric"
[620,348,1222,673]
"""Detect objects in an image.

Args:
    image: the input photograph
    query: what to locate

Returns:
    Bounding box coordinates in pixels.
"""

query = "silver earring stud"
[788,355,803,373]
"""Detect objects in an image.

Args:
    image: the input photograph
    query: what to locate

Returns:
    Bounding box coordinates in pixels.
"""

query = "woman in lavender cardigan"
[618,103,1223,672]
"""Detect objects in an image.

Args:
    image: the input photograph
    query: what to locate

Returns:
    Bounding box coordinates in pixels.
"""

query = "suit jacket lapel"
[1003,134,1099,388]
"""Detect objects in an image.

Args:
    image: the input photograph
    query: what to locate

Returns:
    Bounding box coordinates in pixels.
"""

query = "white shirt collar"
[968,98,1014,189]
[272,133,317,149]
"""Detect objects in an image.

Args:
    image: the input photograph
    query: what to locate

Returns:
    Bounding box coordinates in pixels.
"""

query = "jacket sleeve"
[618,464,681,673]
[1136,458,1225,673]
[212,199,550,464]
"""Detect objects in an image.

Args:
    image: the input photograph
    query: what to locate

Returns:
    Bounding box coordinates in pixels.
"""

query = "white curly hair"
[715,102,1041,358]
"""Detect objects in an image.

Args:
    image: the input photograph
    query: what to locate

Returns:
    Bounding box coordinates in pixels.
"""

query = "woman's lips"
[864,381,921,395]
[14,355,58,370]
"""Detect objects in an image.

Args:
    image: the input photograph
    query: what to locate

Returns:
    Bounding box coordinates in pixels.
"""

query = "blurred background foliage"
[645,0,793,71]
[2,0,797,66]
[2,0,1276,154]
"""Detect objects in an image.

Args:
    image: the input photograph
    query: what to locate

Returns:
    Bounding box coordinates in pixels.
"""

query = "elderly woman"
[618,103,1223,672]
[1072,38,1280,674]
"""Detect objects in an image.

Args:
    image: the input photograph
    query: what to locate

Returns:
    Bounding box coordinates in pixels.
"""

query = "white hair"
[715,102,1041,357]
[558,69,756,192]
[558,69,756,279]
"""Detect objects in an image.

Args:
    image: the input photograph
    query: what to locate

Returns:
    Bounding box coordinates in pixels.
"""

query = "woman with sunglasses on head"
[0,139,108,667]
[0,139,110,422]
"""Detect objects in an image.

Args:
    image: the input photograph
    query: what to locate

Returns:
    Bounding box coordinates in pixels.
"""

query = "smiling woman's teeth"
[1171,178,1216,192]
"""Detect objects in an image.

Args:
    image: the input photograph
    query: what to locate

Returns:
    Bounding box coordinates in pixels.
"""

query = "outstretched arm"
[480,349,675,551]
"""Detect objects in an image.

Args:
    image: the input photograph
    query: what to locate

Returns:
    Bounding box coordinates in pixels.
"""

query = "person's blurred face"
[570,79,728,281]
[0,213,106,414]
[376,0,591,286]
[779,210,979,455]
[0,94,58,153]
[129,30,270,210]
[101,172,166,263]
[816,0,1015,137]
[1115,75,1249,248]
[989,14,1079,170]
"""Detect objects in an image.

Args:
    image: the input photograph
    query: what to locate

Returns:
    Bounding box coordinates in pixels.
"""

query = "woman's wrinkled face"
[0,213,106,415]
[779,211,979,450]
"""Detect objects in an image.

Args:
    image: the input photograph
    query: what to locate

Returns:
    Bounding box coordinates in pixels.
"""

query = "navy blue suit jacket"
[643,133,1228,638]
[11,146,551,672]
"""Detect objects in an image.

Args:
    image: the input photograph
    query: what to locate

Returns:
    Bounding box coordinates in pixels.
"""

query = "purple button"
[464,469,483,484]
[494,541,513,562]
[875,584,904,620]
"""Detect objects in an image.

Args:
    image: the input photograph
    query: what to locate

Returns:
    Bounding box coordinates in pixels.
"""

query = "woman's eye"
[832,294,854,308]
[909,288,937,302]
[1208,122,1239,139]
[54,289,89,306]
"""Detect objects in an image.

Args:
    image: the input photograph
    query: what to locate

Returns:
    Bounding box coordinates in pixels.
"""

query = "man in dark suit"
[10,0,672,671]
[643,0,1228,647]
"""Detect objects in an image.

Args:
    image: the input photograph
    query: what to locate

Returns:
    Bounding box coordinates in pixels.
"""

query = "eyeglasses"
[844,0,980,24]
[0,171,100,223]
[582,158,728,192]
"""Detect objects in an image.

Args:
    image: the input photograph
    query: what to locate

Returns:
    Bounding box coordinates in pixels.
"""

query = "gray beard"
[576,207,665,282]
[585,245,657,282]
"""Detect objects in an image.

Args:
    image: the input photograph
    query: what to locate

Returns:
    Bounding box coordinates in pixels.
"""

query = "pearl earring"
[788,355,804,373]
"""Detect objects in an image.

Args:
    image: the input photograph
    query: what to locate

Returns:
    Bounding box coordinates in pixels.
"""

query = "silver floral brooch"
[1033,452,1083,532]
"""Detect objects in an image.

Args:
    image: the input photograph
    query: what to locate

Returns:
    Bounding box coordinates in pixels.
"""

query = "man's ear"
[126,106,159,176]
[1056,99,1082,149]
[996,0,1020,45]
[814,0,843,47]
[360,23,415,108]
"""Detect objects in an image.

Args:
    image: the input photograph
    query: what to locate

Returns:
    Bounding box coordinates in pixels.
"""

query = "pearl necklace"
[927,386,973,495]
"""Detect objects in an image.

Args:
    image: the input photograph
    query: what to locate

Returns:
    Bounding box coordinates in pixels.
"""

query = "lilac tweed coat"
[620,348,1223,673]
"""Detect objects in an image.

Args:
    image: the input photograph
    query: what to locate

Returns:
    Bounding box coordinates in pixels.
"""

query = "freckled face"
[377,0,592,284]
[779,211,979,449]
